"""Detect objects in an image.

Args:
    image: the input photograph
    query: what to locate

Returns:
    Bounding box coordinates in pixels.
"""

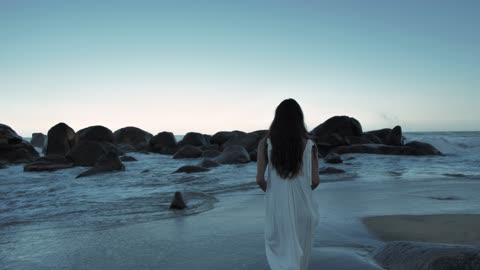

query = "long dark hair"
[268,98,309,179]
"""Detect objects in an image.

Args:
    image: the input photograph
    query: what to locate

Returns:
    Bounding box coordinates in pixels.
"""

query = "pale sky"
[1,1,479,136]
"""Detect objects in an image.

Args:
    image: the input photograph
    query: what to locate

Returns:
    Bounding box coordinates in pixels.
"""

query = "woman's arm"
[311,143,320,190]
[256,138,268,192]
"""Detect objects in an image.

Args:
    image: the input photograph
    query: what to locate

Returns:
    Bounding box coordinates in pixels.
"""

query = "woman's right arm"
[311,143,320,190]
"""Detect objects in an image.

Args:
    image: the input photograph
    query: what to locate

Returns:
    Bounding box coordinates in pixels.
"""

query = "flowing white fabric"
[265,138,319,270]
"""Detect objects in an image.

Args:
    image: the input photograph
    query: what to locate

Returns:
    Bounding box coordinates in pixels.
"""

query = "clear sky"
[1,0,479,136]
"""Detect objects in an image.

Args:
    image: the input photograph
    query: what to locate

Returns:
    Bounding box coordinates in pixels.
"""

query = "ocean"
[1,132,479,250]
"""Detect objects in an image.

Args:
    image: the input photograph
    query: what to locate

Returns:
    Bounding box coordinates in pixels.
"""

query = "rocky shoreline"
[1,116,442,178]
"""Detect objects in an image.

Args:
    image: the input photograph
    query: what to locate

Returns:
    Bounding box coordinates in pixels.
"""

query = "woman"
[256,98,320,270]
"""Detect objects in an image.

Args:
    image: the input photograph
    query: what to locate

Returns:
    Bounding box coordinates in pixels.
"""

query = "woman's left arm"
[256,138,268,192]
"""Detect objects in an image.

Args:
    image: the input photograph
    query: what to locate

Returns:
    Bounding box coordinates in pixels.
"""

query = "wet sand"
[3,177,480,269]
[363,214,480,245]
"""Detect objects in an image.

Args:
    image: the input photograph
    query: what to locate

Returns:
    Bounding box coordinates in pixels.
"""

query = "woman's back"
[264,138,319,270]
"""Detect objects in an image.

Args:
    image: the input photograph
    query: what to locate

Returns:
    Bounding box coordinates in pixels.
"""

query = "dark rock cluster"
[309,116,442,156]
[1,115,442,179]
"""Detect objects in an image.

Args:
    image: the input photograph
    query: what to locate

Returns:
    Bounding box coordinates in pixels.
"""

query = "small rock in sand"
[170,191,187,209]
[173,165,210,174]
[324,153,343,164]
[319,167,346,174]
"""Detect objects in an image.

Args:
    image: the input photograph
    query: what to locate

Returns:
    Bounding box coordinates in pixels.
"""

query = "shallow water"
[0,132,479,267]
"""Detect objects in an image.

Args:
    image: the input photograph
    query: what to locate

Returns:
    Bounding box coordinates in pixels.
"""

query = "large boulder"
[345,136,373,145]
[249,150,258,162]
[173,165,210,174]
[202,149,221,158]
[0,123,23,144]
[365,126,403,146]
[76,152,125,178]
[113,126,153,152]
[46,122,76,156]
[210,130,245,145]
[178,132,208,147]
[310,116,363,139]
[387,126,403,146]
[30,133,47,148]
[374,241,480,270]
[24,155,74,172]
[405,141,443,156]
[364,128,391,144]
[0,124,39,163]
[200,144,220,151]
[362,133,383,144]
[173,145,202,159]
[215,145,250,164]
[67,141,109,166]
[150,132,178,154]
[222,131,264,152]
[74,125,113,144]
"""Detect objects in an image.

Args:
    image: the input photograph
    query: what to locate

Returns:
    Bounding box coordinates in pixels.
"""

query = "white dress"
[265,138,319,270]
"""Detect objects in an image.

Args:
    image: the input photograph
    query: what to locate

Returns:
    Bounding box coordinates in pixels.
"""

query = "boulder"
[24,155,74,172]
[324,153,343,164]
[74,125,114,144]
[113,126,153,152]
[150,131,178,155]
[310,116,363,139]
[102,142,125,156]
[45,122,76,156]
[0,123,23,144]
[116,144,137,153]
[215,145,250,164]
[198,158,220,168]
[362,133,383,144]
[120,155,137,162]
[200,144,220,151]
[316,143,334,157]
[173,165,210,174]
[365,126,404,146]
[387,126,403,146]
[202,149,221,158]
[365,128,391,144]
[170,191,187,210]
[345,136,373,145]
[203,134,212,145]
[331,143,442,156]
[405,141,443,156]
[76,152,125,178]
[222,132,263,152]
[0,124,39,163]
[178,132,208,147]
[249,150,258,162]
[323,133,347,146]
[374,241,480,270]
[173,145,202,159]
[210,131,245,145]
[30,133,47,148]
[250,129,269,140]
[67,141,109,166]
[319,167,346,174]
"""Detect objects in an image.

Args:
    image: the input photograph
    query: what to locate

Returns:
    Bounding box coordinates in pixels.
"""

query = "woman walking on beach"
[256,98,320,270]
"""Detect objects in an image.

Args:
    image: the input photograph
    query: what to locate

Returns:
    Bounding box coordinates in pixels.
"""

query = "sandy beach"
[363,214,480,245]
[3,174,480,270]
